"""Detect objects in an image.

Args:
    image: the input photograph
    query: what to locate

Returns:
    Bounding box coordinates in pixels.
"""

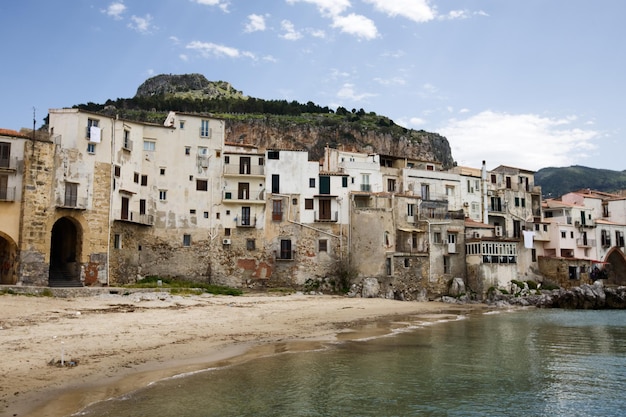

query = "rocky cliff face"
[135,74,245,99]
[225,117,455,166]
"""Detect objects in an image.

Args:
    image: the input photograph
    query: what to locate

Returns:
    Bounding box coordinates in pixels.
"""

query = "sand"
[0,291,483,416]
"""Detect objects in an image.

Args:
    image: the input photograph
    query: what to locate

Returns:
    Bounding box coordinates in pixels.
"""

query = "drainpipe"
[481,160,489,224]
[106,115,116,286]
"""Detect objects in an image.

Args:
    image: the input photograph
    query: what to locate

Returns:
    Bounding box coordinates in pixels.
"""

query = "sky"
[1,0,624,172]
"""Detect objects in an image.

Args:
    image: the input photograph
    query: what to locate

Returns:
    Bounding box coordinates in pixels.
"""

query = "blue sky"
[1,0,624,171]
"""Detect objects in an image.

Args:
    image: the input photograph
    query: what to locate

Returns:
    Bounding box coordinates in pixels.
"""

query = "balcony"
[57,196,88,210]
[314,211,338,222]
[0,157,19,171]
[275,250,296,261]
[114,210,154,226]
[223,164,265,177]
[223,188,265,204]
[0,186,16,202]
[235,216,257,228]
[360,184,371,192]
[576,238,596,247]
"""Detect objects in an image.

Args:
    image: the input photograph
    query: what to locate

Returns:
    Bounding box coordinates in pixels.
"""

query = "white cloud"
[331,13,378,40]
[128,14,155,34]
[308,28,326,38]
[337,83,377,101]
[170,36,180,44]
[103,2,126,20]
[192,0,230,12]
[280,20,302,40]
[363,0,435,23]
[374,76,406,86]
[285,0,351,18]
[382,50,406,58]
[439,111,599,170]
[179,54,189,62]
[245,14,267,33]
[186,41,255,59]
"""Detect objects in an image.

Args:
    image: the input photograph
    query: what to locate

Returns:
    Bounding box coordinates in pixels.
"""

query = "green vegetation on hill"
[535,165,626,198]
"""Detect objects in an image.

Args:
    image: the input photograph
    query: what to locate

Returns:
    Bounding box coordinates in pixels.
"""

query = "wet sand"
[0,291,483,416]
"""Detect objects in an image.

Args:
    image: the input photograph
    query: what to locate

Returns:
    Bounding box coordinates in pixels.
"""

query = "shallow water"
[76,309,626,417]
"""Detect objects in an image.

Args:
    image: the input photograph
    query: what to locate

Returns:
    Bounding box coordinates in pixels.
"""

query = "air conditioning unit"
[463,202,469,207]
[473,232,481,239]
[574,221,581,227]
[407,215,415,223]
[222,238,231,245]
[495,226,503,237]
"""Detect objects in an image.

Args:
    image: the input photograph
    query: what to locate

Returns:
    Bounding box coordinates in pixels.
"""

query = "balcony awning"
[398,227,425,233]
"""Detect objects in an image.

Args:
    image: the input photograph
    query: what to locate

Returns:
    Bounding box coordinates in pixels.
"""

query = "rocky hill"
[75,73,455,167]
[535,165,626,198]
[135,74,246,100]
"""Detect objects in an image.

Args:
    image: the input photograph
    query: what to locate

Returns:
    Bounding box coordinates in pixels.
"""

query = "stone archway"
[0,233,18,285]
[49,217,83,287]
[604,247,626,286]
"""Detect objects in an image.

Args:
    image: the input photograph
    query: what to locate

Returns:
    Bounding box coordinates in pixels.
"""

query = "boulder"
[448,277,466,297]
[361,278,381,298]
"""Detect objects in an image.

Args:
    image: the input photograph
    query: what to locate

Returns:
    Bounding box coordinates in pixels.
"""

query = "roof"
[464,218,494,229]
[543,198,584,209]
[0,128,29,138]
[492,164,536,174]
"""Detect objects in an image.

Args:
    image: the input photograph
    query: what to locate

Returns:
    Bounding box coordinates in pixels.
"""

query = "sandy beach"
[0,291,483,417]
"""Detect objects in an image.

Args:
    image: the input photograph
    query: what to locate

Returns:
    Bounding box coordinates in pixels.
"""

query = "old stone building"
[5,107,626,299]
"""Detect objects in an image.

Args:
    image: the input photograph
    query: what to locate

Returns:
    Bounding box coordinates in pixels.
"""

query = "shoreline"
[0,292,487,417]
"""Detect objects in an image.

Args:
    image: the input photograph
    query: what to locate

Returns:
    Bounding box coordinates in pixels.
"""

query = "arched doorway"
[0,233,17,285]
[604,247,626,286]
[49,217,83,287]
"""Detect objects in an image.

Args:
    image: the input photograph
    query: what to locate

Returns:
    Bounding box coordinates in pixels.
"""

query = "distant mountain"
[535,165,626,198]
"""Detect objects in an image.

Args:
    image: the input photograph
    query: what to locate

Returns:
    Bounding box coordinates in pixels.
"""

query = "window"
[433,232,442,244]
[309,178,316,188]
[292,198,297,205]
[0,175,9,200]
[513,220,521,238]
[491,197,502,212]
[570,231,574,239]
[246,239,256,251]
[190,209,196,215]
[241,207,251,226]
[225,228,231,236]
[421,184,430,200]
[86,118,99,139]
[342,176,348,187]
[272,200,283,221]
[204,211,209,218]
[179,120,185,129]
[404,258,410,268]
[224,156,230,164]
[445,185,454,196]
[143,140,155,151]
[114,165,121,177]
[319,239,328,252]
[506,177,512,188]
[87,143,96,154]
[159,190,167,201]
[141,175,148,186]
[305,199,314,210]
[531,248,537,262]
[123,130,132,150]
[279,239,292,260]
[268,150,279,159]
[200,120,211,137]
[185,147,191,155]
[160,167,165,175]
[490,174,496,184]
[561,231,567,239]
[443,256,450,274]
[134,172,139,183]
[114,234,121,249]
[0,142,10,168]
[64,182,78,207]
[388,179,396,192]
[196,179,208,191]
[515,197,520,207]
[271,174,279,194]
[198,146,208,156]
[139,199,146,215]
[386,257,392,275]
[258,157,264,166]
[407,204,415,217]
[361,174,371,192]
[183,234,191,247]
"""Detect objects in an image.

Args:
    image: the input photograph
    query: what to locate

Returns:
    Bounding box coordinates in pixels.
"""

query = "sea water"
[76,309,626,417]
